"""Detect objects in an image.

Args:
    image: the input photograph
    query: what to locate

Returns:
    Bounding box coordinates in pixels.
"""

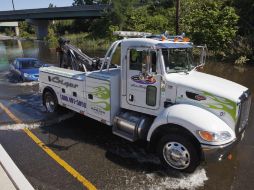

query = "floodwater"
[0,39,253,190]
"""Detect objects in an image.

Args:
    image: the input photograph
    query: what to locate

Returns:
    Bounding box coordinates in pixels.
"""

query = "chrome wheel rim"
[45,95,55,113]
[163,141,190,170]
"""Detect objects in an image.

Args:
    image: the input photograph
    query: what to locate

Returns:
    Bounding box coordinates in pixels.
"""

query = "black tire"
[19,76,24,82]
[43,91,59,113]
[157,134,200,173]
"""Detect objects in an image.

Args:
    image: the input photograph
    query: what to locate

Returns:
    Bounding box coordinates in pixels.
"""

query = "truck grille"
[236,90,252,134]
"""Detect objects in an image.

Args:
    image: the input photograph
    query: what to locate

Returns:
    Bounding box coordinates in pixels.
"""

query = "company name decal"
[195,95,206,101]
[131,75,156,84]
[51,76,78,88]
[60,94,86,108]
[186,91,206,101]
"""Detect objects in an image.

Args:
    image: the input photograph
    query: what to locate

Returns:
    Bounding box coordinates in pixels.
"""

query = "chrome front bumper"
[201,130,245,162]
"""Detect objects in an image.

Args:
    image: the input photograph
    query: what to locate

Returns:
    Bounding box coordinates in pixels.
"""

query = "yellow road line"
[0,102,96,190]
[0,103,22,124]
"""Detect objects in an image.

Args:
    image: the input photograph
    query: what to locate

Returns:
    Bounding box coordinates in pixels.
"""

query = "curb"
[0,144,34,190]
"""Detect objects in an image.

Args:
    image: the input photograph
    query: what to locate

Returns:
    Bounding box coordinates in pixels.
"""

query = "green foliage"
[19,21,35,39]
[63,33,110,51]
[44,27,58,46]
[224,35,254,63]
[88,0,239,51]
[232,0,254,36]
[234,56,249,66]
[73,0,86,5]
[4,28,15,36]
[48,3,55,8]
[54,20,74,34]
[73,0,110,6]
[124,6,175,34]
[181,0,239,51]
[89,0,175,38]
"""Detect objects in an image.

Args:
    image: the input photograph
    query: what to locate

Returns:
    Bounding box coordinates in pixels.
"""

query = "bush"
[44,28,58,46]
[234,56,249,66]
[181,0,239,52]
[224,35,254,63]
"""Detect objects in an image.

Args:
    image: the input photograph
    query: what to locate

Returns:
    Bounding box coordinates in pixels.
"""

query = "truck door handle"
[73,92,77,97]
[129,94,134,102]
[88,94,93,100]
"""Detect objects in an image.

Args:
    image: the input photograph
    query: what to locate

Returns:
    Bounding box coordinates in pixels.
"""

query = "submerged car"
[9,58,45,81]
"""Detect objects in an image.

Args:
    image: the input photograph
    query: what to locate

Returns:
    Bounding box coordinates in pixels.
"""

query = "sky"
[0,0,73,11]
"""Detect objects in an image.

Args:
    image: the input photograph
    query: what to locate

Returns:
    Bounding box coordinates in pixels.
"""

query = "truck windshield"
[162,48,194,73]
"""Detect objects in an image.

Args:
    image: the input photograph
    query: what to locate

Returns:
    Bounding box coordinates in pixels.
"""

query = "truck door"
[126,49,161,110]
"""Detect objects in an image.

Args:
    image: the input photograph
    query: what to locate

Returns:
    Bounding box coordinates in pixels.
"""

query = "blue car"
[9,58,44,82]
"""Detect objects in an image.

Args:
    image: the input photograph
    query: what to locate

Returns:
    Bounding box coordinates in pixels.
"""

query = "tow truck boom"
[58,38,101,72]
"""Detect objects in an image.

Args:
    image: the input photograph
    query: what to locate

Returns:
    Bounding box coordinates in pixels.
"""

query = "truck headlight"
[198,130,231,142]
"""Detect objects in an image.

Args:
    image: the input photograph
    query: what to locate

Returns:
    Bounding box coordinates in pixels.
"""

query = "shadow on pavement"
[38,114,190,177]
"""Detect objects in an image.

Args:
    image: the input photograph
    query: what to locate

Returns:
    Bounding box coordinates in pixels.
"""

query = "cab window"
[110,44,121,66]
[129,49,157,73]
[129,49,143,71]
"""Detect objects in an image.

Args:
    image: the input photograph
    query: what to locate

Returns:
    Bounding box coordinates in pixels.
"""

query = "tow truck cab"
[39,33,251,173]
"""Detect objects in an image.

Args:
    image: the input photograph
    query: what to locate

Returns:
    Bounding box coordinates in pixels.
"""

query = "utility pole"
[11,0,15,10]
[175,0,180,35]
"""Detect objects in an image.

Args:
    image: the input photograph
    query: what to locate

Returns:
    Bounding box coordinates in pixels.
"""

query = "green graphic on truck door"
[92,86,110,99]
[91,85,110,111]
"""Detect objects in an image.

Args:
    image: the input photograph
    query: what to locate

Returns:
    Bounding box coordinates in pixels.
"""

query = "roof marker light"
[161,35,166,41]
[183,37,190,42]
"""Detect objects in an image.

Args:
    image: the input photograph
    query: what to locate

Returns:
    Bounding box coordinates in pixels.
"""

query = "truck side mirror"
[196,45,208,66]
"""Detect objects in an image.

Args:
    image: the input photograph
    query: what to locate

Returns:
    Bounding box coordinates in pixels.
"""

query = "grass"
[62,33,111,51]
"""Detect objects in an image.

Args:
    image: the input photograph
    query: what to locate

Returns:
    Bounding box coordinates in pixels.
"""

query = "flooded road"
[0,39,253,190]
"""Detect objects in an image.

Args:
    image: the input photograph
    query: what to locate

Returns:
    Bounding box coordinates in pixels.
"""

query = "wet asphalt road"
[0,61,254,189]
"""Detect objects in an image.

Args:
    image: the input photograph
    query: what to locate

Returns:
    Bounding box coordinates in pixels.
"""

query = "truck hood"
[166,71,247,102]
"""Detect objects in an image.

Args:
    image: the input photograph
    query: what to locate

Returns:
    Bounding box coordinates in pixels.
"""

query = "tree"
[73,0,110,5]
[48,3,56,8]
[19,21,35,38]
[73,0,86,5]
[181,0,239,51]
[232,0,254,36]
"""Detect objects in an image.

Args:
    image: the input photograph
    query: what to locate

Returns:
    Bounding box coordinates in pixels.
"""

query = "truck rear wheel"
[157,134,200,173]
[43,91,59,113]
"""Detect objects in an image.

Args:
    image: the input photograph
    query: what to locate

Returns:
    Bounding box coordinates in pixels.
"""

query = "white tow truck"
[39,32,251,172]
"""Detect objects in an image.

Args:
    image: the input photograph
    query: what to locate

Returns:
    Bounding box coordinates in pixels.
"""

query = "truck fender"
[147,104,235,146]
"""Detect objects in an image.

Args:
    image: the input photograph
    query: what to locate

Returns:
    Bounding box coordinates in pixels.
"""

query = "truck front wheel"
[43,91,59,113]
[157,134,200,173]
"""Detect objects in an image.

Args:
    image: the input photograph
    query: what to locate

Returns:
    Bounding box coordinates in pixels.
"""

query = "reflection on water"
[0,39,107,72]
[203,62,254,94]
[0,40,59,71]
